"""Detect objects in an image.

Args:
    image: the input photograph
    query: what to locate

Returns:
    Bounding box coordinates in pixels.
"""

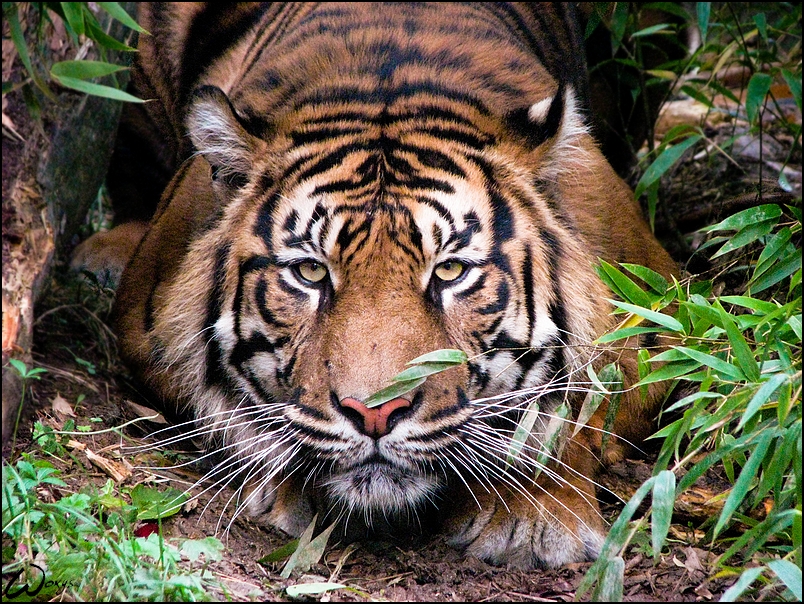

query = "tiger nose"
[339,397,411,438]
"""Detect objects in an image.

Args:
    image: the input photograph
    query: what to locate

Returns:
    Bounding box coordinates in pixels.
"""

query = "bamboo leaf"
[673,346,746,381]
[51,60,127,80]
[714,300,760,382]
[711,219,777,259]
[595,326,664,344]
[713,431,773,538]
[635,134,702,198]
[701,204,782,233]
[635,360,700,386]
[50,75,145,102]
[593,556,624,602]
[651,470,676,560]
[407,349,467,365]
[608,299,684,332]
[620,263,669,294]
[392,362,459,383]
[697,2,711,42]
[60,2,86,37]
[767,559,802,601]
[720,567,764,602]
[746,72,772,124]
[737,373,788,431]
[97,2,149,33]
[597,260,651,307]
[364,377,426,409]
[507,400,539,465]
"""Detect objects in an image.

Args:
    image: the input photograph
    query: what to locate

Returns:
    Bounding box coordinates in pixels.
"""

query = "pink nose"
[339,397,412,437]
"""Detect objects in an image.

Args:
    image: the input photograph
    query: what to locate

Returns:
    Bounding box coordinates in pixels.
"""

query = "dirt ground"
[3,32,801,604]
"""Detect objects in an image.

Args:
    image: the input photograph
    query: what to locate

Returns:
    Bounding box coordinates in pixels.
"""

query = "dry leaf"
[86,448,132,482]
[124,399,168,425]
[51,393,76,419]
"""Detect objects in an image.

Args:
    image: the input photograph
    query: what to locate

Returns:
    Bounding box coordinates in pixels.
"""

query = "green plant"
[572,4,802,600]
[7,360,48,455]
[2,455,226,601]
[2,2,145,103]
[578,204,801,601]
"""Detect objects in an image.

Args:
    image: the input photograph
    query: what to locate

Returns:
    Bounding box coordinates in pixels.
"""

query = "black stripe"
[523,245,536,339]
[204,243,232,387]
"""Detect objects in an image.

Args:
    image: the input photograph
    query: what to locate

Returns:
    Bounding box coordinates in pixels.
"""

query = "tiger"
[72,2,678,570]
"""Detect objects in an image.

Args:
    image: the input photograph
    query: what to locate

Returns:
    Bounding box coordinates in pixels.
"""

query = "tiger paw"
[70,221,149,289]
[444,481,605,569]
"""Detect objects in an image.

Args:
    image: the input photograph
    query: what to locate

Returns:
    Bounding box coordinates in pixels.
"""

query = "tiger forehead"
[273,194,492,261]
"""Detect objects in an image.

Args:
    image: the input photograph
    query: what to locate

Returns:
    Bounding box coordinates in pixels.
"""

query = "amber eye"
[295,261,328,284]
[434,261,466,282]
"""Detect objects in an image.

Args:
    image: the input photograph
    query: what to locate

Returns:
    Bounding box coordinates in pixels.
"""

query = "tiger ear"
[186,85,264,190]
[504,85,586,151]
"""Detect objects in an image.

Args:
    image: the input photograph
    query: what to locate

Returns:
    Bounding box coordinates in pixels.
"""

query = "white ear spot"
[527,96,554,124]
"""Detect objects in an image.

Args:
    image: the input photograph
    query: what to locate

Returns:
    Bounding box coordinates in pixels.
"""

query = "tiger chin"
[72,3,678,570]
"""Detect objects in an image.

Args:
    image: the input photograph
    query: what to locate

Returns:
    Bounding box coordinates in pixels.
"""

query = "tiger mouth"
[325,459,441,512]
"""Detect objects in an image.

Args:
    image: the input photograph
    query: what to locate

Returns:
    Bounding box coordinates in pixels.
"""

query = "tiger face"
[99,2,678,570]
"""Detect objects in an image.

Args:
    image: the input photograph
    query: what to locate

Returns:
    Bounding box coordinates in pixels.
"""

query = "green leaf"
[536,402,571,471]
[407,349,467,365]
[714,300,760,381]
[97,2,149,33]
[6,7,57,101]
[621,264,669,294]
[593,556,624,602]
[60,2,86,38]
[630,23,671,38]
[781,69,802,112]
[737,373,789,431]
[50,75,145,102]
[753,227,793,279]
[753,13,768,44]
[281,518,336,579]
[746,72,772,124]
[179,537,224,562]
[597,260,651,307]
[713,431,773,538]
[84,18,137,52]
[286,583,346,598]
[577,476,656,600]
[719,296,778,314]
[595,326,664,344]
[507,399,539,465]
[697,2,711,42]
[363,377,426,409]
[609,1,630,49]
[635,134,703,198]
[608,299,684,332]
[258,539,299,564]
[281,516,317,579]
[129,484,187,520]
[711,219,777,259]
[673,346,745,381]
[701,204,782,233]
[749,248,802,294]
[51,60,127,80]
[720,567,764,602]
[767,559,802,601]
[651,470,675,560]
[392,362,459,383]
[635,360,700,386]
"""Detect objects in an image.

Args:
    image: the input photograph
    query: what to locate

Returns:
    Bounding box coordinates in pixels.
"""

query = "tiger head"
[124,78,628,537]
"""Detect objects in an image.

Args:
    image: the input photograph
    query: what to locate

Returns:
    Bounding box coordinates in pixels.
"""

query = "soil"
[3,30,801,603]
